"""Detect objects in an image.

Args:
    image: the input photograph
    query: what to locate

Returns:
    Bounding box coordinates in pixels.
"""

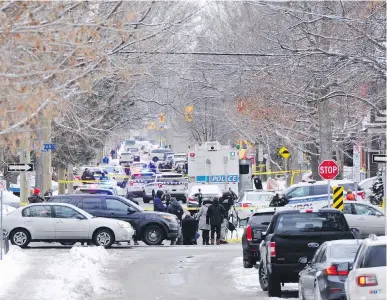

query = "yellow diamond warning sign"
[279,146,291,159]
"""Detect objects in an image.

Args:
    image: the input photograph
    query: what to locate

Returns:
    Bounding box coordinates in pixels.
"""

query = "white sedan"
[3,203,135,248]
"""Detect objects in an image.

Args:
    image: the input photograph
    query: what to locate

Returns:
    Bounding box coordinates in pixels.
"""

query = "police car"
[143,173,188,203]
[126,171,155,198]
[283,179,365,209]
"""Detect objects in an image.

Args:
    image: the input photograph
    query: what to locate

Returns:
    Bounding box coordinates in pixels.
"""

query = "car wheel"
[143,225,164,245]
[267,272,281,297]
[93,229,115,248]
[243,256,254,268]
[10,229,31,248]
[60,241,76,246]
[259,262,268,291]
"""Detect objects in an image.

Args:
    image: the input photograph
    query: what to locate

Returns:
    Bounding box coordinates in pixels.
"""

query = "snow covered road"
[1,244,298,300]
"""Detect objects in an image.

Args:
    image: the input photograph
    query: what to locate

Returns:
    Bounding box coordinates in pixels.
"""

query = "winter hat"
[156,190,164,198]
[33,188,40,195]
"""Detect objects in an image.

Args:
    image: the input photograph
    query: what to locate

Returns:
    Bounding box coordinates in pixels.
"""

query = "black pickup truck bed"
[258,209,355,297]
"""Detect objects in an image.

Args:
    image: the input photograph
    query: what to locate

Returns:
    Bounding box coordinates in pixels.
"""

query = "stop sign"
[318,160,339,180]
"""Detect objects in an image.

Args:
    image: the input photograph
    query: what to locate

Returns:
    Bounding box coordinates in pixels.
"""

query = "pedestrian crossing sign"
[279,146,291,159]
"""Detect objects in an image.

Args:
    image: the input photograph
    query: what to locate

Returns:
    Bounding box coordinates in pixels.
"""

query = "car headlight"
[162,215,177,222]
[118,221,131,228]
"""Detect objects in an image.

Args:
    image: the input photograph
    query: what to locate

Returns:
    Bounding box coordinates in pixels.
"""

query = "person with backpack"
[196,199,211,245]
[153,190,166,212]
[206,198,225,245]
[167,198,184,245]
[182,213,198,245]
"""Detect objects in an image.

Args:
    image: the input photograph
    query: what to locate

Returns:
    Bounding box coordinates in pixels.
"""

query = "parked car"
[119,152,134,165]
[345,235,386,300]
[125,171,155,198]
[4,203,135,248]
[75,186,119,196]
[233,190,276,224]
[186,184,222,210]
[125,146,140,162]
[323,201,385,238]
[144,173,188,203]
[150,148,172,162]
[298,239,362,300]
[47,195,180,245]
[100,165,127,184]
[258,208,356,297]
[241,207,278,268]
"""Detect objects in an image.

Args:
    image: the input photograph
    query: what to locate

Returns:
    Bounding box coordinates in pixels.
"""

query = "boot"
[202,238,207,245]
[216,239,220,245]
[210,239,214,245]
[220,240,228,244]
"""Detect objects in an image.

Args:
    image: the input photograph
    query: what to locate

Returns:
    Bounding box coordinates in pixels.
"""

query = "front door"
[53,205,89,239]
[104,198,141,230]
[21,205,56,239]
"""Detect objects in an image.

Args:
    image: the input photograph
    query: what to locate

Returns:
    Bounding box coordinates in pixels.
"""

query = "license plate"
[172,189,176,191]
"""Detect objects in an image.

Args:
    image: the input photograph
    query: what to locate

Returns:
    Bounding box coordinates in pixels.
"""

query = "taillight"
[130,181,134,186]
[188,196,195,201]
[269,242,276,257]
[242,203,251,207]
[325,265,348,276]
[246,225,253,242]
[357,274,378,287]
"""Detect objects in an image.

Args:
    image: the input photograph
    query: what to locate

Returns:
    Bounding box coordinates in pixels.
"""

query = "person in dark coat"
[28,188,45,203]
[153,190,166,212]
[182,213,198,245]
[253,176,263,190]
[167,198,184,222]
[81,168,95,182]
[206,198,225,245]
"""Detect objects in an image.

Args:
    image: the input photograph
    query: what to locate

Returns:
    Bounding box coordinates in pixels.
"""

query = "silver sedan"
[3,203,135,248]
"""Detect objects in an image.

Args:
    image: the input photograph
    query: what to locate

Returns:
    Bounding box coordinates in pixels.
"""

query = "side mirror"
[375,212,383,217]
[299,257,308,264]
[351,227,360,238]
[127,207,136,214]
[76,215,85,220]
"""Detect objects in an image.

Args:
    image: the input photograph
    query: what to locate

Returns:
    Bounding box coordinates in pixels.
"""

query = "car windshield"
[102,166,116,173]
[330,243,361,261]
[251,213,275,226]
[245,193,273,203]
[362,245,387,268]
[274,212,349,232]
[174,155,186,159]
[132,163,147,168]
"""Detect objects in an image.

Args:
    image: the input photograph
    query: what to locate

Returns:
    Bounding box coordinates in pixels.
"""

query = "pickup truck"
[257,208,357,297]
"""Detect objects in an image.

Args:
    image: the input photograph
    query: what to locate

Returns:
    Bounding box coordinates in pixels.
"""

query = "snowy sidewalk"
[0,246,114,300]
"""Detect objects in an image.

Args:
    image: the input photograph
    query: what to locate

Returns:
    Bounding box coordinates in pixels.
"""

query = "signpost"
[7,164,34,172]
[318,160,339,206]
[279,146,291,159]
[0,180,5,260]
[353,145,361,183]
[43,143,56,151]
[371,154,387,236]
[372,154,387,163]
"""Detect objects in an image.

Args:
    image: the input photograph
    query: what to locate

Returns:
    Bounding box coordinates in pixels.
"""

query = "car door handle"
[56,220,63,223]
[25,220,32,223]
[358,217,365,220]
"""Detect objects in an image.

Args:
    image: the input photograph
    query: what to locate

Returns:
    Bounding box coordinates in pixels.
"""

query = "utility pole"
[42,115,52,194]
[19,130,31,206]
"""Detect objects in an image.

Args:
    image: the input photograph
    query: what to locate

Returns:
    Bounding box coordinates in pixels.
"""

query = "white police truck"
[143,173,188,203]
[188,141,240,196]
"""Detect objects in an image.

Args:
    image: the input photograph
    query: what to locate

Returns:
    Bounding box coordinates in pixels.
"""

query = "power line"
[119,50,288,57]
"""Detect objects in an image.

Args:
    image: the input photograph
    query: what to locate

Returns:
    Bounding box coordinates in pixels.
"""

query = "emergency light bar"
[299,209,319,213]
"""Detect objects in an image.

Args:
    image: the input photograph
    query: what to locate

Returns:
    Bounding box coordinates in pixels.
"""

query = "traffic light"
[185,106,194,122]
[159,113,165,123]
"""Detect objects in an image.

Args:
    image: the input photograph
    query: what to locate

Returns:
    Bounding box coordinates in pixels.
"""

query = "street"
[1,244,298,300]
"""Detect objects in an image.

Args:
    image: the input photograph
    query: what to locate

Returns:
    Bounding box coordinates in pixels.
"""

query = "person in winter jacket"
[153,190,166,212]
[346,189,356,200]
[28,188,45,203]
[196,199,211,245]
[167,198,184,222]
[253,176,263,190]
[164,192,172,208]
[102,156,109,164]
[206,198,225,245]
[182,213,198,245]
[81,168,95,182]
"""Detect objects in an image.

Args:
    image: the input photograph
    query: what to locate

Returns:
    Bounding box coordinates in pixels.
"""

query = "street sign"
[318,160,339,180]
[44,144,56,151]
[279,146,290,159]
[7,164,34,172]
[332,186,344,211]
[372,154,387,163]
[0,180,6,191]
[353,145,361,182]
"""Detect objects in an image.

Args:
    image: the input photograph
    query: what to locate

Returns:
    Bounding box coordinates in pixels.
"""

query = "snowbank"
[0,246,29,297]
[45,246,109,300]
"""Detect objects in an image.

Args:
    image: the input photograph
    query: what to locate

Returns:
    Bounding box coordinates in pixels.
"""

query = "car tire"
[10,228,31,248]
[267,272,281,297]
[143,225,164,246]
[93,228,115,248]
[60,241,76,246]
[243,256,254,268]
[259,262,268,291]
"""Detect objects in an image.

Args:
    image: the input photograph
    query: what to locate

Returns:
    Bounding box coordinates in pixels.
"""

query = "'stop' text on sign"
[318,160,339,180]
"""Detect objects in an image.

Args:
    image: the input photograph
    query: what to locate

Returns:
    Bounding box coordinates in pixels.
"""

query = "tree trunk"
[67,164,74,194]
[58,165,66,194]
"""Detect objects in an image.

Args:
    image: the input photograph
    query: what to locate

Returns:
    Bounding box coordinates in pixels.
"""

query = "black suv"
[258,208,356,297]
[242,208,277,268]
[48,195,179,245]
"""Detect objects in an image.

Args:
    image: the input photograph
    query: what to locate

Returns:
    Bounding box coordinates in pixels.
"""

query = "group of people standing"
[153,189,236,246]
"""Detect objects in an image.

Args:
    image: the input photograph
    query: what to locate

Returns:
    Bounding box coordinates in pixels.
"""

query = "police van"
[125,146,141,162]
[188,141,240,196]
[143,173,188,203]
[126,171,155,197]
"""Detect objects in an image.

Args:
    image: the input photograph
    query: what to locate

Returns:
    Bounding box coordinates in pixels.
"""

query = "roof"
[290,179,356,188]
[363,235,387,246]
[244,190,275,195]
[156,172,183,177]
[275,208,341,214]
[325,239,363,246]
[253,207,281,214]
